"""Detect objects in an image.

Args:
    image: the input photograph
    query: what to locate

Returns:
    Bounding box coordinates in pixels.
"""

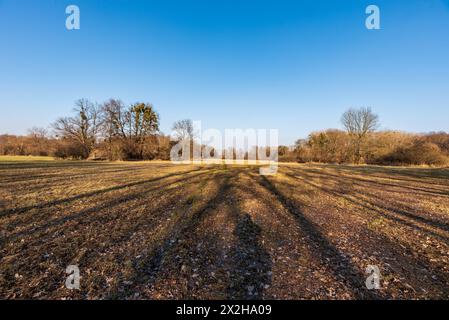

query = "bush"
[422,132,449,155]
[52,139,88,159]
[380,141,449,166]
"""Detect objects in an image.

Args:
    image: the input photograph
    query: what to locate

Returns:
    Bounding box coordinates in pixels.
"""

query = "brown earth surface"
[1,160,449,299]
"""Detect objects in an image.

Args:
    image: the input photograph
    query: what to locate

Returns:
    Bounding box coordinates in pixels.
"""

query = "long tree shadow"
[3,170,212,243]
[284,169,449,238]
[0,165,157,185]
[116,172,235,299]
[0,161,104,170]
[226,213,272,299]
[300,167,449,197]
[0,170,224,299]
[256,174,385,299]
[331,165,449,187]
[267,173,449,297]
[288,175,449,245]
[0,167,203,218]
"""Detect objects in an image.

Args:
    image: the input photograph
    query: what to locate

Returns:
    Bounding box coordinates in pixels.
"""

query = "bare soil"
[1,160,449,299]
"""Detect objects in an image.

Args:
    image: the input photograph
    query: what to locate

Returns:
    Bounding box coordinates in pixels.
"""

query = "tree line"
[280,108,449,166]
[1,100,448,166]
[1,99,172,161]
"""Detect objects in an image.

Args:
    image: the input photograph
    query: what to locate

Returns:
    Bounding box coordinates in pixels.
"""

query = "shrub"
[52,139,88,159]
[380,141,448,166]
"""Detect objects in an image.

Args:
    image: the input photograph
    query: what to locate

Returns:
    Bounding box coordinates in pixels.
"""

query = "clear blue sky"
[1,0,448,145]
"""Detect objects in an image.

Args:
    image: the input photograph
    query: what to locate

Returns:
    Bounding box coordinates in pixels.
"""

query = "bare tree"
[341,107,379,163]
[172,119,198,160]
[172,119,194,142]
[26,127,50,156]
[101,99,159,159]
[52,99,101,158]
[101,99,127,139]
[27,127,48,139]
[100,99,127,159]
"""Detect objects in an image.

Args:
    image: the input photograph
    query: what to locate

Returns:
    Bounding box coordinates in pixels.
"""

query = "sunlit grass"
[0,155,55,162]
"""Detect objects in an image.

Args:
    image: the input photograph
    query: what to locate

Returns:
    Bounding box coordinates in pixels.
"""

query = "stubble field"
[1,158,449,299]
